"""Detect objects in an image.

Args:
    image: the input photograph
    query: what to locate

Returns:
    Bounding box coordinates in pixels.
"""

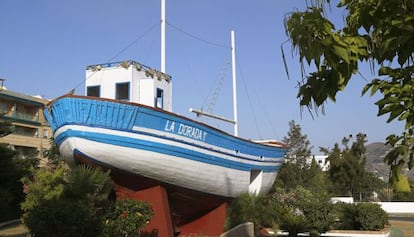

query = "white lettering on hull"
[164,120,207,141]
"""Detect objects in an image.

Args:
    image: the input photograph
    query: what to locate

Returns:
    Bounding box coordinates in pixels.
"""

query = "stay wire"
[237,60,264,140]
[166,21,231,49]
[71,21,160,92]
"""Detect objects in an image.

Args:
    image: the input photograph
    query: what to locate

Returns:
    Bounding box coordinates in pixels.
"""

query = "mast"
[231,30,238,137]
[190,31,239,137]
[161,0,166,73]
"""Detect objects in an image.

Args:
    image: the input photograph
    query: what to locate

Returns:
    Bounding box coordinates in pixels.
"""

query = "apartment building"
[0,84,52,164]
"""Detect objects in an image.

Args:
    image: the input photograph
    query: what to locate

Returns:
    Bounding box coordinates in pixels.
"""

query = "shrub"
[22,165,154,237]
[101,199,153,237]
[273,187,334,237]
[279,210,307,237]
[226,193,282,235]
[336,203,388,231]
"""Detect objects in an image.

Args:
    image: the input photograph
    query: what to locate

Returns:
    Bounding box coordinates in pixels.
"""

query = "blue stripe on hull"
[47,96,287,157]
[56,127,282,172]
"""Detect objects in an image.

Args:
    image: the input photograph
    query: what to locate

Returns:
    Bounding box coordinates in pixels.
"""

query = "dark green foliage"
[275,159,331,194]
[274,162,306,191]
[392,191,414,201]
[23,197,100,237]
[0,144,20,221]
[335,203,388,231]
[101,199,153,237]
[43,137,61,168]
[322,133,385,200]
[282,120,312,167]
[285,0,414,184]
[280,213,306,237]
[21,164,153,237]
[305,158,331,194]
[22,164,153,237]
[275,120,331,193]
[64,165,114,200]
[21,165,104,237]
[226,193,282,235]
[0,115,38,221]
[273,187,335,237]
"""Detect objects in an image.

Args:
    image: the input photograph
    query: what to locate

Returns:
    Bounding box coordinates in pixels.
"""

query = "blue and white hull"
[45,95,286,198]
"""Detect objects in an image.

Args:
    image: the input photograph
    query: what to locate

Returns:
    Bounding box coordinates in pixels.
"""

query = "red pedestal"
[115,185,174,236]
[178,202,228,237]
[115,184,228,237]
[135,186,175,237]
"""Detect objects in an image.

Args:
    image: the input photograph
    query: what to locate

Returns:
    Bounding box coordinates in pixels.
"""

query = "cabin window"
[155,88,163,109]
[87,86,100,97]
[116,82,130,101]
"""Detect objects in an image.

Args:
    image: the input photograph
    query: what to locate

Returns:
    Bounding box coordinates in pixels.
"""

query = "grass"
[390,227,405,237]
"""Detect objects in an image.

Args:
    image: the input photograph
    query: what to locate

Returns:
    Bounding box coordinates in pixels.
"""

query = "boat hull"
[45,95,286,200]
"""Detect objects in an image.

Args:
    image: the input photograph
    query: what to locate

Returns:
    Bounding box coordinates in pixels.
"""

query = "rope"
[201,56,231,114]
[71,21,159,92]
[166,21,230,49]
[237,60,265,140]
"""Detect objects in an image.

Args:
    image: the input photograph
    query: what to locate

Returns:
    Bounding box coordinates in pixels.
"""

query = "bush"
[273,187,334,237]
[226,193,283,235]
[23,198,101,237]
[21,165,107,237]
[21,165,154,237]
[279,210,307,237]
[336,203,388,231]
[101,199,153,237]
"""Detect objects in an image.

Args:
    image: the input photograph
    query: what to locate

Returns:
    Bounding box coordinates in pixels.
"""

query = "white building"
[311,155,330,171]
[85,60,172,111]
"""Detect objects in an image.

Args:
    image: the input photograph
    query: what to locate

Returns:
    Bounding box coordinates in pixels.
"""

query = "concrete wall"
[377,202,414,214]
[331,197,414,214]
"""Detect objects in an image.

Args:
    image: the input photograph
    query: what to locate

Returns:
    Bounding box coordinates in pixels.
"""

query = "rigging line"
[237,60,264,140]
[106,21,160,63]
[71,21,160,91]
[166,21,231,49]
[201,56,231,113]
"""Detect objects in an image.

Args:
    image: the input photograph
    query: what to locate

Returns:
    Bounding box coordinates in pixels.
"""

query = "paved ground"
[1,216,414,237]
[389,215,414,237]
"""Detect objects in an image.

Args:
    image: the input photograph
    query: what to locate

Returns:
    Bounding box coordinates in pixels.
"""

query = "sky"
[0,0,404,154]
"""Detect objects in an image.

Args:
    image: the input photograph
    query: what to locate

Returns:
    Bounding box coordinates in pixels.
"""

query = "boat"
[44,0,287,233]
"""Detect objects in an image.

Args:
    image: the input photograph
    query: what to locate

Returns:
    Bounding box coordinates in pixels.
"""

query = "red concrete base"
[115,184,228,237]
[115,185,174,237]
[178,202,228,237]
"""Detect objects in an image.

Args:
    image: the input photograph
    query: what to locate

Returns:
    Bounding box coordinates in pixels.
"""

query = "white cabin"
[85,60,172,111]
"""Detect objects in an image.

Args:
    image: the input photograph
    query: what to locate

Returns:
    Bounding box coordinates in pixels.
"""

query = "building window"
[14,146,38,159]
[155,88,163,109]
[14,125,37,137]
[87,85,100,97]
[15,104,38,121]
[43,129,49,139]
[0,102,9,113]
[116,82,130,101]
